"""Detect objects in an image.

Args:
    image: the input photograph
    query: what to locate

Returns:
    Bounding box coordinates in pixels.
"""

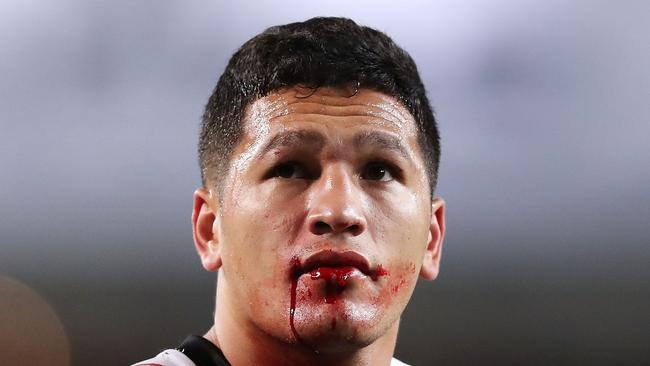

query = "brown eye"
[269,162,307,179]
[361,162,394,181]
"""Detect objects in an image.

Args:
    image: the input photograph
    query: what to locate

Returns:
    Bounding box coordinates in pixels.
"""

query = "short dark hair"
[199,17,440,196]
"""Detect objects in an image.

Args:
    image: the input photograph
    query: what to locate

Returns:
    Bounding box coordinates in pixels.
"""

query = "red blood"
[321,291,339,304]
[371,264,389,280]
[331,317,337,330]
[289,256,304,344]
[310,267,354,286]
[392,277,407,294]
[310,266,355,304]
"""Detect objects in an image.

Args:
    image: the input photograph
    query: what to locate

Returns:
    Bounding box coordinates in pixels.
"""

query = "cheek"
[220,200,303,297]
[223,183,296,247]
[371,262,419,309]
[372,193,430,257]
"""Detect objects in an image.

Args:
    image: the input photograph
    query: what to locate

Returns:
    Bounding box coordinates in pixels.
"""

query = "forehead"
[239,87,420,152]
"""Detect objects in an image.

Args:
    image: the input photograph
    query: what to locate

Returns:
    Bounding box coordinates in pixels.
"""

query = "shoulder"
[391,357,411,366]
[132,349,196,366]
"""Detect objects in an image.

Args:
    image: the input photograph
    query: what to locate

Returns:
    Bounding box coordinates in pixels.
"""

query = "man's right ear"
[192,188,223,272]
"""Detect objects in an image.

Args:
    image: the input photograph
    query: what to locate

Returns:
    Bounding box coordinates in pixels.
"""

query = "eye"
[360,162,397,182]
[267,162,308,179]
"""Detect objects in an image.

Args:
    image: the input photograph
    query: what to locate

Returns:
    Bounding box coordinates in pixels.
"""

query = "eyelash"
[265,161,311,180]
[265,159,403,182]
[361,160,403,182]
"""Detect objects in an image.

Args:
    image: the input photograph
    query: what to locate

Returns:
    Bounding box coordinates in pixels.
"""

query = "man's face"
[196,87,444,351]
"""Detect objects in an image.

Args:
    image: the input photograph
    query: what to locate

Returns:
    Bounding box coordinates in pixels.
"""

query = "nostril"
[313,221,332,235]
[308,215,366,236]
[331,222,362,236]
[347,224,361,235]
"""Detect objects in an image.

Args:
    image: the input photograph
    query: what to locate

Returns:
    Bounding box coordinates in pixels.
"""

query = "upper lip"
[300,250,371,275]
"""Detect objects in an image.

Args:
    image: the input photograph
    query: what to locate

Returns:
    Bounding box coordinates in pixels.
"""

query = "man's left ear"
[420,197,446,280]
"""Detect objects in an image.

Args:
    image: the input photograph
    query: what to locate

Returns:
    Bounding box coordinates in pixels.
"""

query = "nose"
[306,164,367,237]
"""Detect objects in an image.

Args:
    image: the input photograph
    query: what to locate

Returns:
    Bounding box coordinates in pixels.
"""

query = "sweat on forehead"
[237,88,419,156]
[242,87,418,134]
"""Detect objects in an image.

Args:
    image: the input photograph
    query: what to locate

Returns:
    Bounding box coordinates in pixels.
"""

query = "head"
[198,16,440,196]
[192,17,445,354]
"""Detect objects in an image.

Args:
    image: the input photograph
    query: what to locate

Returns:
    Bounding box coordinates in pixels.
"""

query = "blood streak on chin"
[289,256,304,344]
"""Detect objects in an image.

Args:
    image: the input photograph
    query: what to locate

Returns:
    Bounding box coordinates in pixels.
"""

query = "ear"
[420,197,446,280]
[192,187,223,272]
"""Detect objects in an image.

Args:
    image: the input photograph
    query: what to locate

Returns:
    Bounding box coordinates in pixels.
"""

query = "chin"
[294,303,398,353]
[301,325,377,353]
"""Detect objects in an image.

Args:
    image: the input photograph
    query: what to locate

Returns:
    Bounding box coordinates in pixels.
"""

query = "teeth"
[309,267,356,287]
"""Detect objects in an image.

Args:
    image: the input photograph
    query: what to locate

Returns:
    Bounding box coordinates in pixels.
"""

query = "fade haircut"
[199,17,440,196]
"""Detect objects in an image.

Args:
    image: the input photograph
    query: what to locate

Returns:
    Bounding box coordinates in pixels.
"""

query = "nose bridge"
[307,163,366,236]
[321,163,354,200]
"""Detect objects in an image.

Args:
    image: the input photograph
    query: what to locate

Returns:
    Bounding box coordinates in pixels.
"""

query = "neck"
[204,275,399,366]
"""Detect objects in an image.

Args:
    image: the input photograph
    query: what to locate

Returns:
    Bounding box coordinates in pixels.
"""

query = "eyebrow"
[257,130,325,158]
[352,130,410,161]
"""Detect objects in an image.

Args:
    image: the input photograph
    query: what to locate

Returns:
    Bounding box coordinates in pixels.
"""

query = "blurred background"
[1,0,648,365]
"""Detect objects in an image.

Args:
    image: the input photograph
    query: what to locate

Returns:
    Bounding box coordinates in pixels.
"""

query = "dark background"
[1,1,648,365]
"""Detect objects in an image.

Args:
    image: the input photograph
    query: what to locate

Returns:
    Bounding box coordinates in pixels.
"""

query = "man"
[134,17,445,366]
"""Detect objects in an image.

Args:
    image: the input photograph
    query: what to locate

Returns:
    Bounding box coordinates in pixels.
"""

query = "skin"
[192,86,445,366]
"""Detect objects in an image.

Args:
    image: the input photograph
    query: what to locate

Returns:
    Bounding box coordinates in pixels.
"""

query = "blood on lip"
[371,264,388,281]
[309,267,348,304]
[309,266,356,304]
[310,266,355,287]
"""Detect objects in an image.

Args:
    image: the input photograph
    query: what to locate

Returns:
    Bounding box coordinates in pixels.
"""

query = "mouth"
[292,249,387,281]
[300,249,369,274]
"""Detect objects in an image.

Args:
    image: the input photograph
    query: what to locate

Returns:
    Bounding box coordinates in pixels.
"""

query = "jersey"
[132,335,411,366]
[132,335,230,366]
